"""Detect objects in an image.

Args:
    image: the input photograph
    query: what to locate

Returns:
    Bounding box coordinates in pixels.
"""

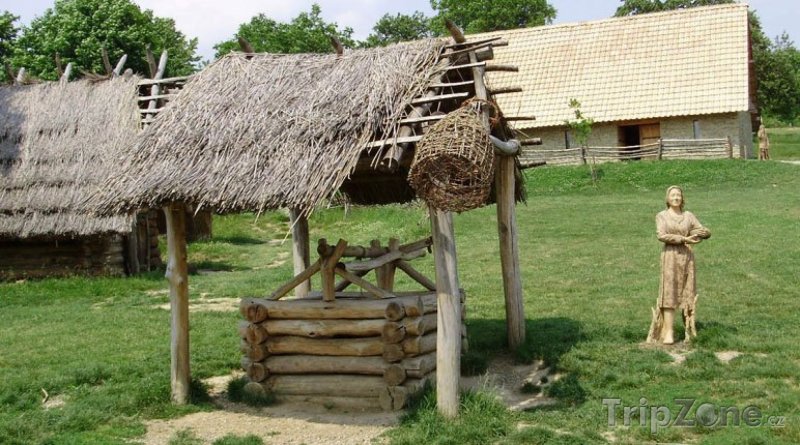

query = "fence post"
[657,138,663,160]
[580,146,587,165]
[726,136,733,159]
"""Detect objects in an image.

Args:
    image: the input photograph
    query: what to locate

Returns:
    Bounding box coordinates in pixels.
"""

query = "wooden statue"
[647,186,710,345]
[757,124,770,160]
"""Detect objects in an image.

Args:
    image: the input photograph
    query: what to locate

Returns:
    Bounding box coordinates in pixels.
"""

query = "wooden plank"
[139,108,164,114]
[520,138,543,146]
[164,203,190,405]
[410,92,469,105]
[267,260,322,301]
[334,267,394,299]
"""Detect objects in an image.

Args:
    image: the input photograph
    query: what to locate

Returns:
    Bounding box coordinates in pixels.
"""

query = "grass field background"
[1,158,798,444]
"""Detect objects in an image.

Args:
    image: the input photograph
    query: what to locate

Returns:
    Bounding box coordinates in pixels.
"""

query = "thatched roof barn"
[0,77,160,279]
[90,38,523,216]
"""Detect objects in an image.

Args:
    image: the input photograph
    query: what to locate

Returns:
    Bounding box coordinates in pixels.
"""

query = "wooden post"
[289,208,311,298]
[657,138,664,160]
[495,157,525,350]
[164,203,190,404]
[429,206,461,418]
[125,216,140,275]
[465,37,526,350]
[726,136,733,159]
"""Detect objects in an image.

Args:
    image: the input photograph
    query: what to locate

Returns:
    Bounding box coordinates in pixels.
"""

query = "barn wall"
[518,113,752,157]
[0,235,126,281]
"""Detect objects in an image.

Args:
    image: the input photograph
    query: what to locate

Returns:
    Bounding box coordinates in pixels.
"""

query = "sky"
[4,0,798,61]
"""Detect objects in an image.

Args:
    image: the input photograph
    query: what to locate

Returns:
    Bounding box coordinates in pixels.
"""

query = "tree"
[214,4,355,58]
[0,11,18,82]
[430,0,556,34]
[9,0,199,81]
[362,11,435,47]
[614,0,735,16]
[614,0,800,123]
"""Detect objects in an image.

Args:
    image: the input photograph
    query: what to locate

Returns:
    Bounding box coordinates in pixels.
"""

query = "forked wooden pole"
[495,157,525,349]
[429,205,461,418]
[289,208,311,298]
[164,203,190,404]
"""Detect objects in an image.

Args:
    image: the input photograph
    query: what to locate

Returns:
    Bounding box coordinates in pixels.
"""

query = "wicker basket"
[408,102,495,212]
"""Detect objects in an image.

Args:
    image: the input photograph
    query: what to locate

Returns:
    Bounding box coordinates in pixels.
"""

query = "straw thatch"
[0,77,140,237]
[87,39,447,216]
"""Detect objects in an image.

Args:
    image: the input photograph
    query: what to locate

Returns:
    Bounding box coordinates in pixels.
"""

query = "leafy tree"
[9,0,199,81]
[614,0,735,16]
[757,33,800,123]
[214,4,355,58]
[0,11,18,82]
[362,11,436,47]
[430,0,556,34]
[614,0,800,123]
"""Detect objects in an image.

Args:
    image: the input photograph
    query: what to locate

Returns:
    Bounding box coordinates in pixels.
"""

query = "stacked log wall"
[239,292,466,411]
[0,234,126,280]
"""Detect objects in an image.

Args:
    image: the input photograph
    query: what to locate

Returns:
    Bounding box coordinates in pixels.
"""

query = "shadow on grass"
[516,317,585,367]
[195,235,266,246]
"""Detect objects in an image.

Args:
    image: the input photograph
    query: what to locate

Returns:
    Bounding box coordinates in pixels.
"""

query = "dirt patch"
[460,355,559,411]
[41,391,66,410]
[153,295,240,313]
[143,355,562,444]
[715,350,742,363]
[143,373,398,445]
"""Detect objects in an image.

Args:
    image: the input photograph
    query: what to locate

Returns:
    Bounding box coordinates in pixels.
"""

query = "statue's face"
[668,188,683,208]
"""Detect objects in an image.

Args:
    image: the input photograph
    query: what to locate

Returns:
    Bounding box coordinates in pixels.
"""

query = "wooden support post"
[126,218,140,275]
[164,203,190,404]
[467,39,526,350]
[657,138,664,160]
[495,156,525,350]
[320,239,347,301]
[429,206,461,418]
[726,136,733,159]
[289,208,311,297]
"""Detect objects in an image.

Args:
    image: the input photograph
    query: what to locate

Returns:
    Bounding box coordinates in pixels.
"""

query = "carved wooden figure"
[647,186,710,344]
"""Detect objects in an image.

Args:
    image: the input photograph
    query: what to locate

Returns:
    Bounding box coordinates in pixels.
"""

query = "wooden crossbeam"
[443,36,503,49]
[489,86,523,95]
[429,80,474,89]
[137,75,190,86]
[520,138,543,146]
[444,61,486,71]
[138,94,175,102]
[485,64,518,72]
[410,92,469,105]
[505,116,537,121]
[398,114,446,125]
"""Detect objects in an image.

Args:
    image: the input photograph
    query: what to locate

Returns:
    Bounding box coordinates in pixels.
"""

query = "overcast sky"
[4,0,797,62]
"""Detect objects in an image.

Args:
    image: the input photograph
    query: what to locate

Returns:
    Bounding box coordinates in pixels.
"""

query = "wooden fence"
[518,138,733,168]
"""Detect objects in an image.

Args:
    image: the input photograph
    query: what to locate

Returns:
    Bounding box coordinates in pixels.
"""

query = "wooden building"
[0,77,160,280]
[87,30,533,415]
[473,4,757,158]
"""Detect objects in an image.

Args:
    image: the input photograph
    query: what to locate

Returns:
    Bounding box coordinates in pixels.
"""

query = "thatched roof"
[472,4,752,129]
[0,77,140,238]
[88,39,447,216]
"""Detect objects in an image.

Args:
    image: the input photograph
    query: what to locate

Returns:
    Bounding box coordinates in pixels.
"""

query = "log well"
[240,290,467,411]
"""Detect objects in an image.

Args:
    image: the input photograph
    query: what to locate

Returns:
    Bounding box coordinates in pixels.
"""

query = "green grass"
[1,159,799,444]
[766,127,800,160]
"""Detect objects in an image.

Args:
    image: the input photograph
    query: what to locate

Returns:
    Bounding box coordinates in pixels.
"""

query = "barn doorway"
[618,122,661,160]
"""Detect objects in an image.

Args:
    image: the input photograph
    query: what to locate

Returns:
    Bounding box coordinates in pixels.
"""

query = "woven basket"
[409,102,495,212]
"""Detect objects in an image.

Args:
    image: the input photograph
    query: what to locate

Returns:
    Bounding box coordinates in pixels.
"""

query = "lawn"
[766,127,800,160]
[1,159,799,444]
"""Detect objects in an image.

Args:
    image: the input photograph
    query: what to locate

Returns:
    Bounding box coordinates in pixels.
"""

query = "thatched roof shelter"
[0,77,140,238]
[89,39,451,216]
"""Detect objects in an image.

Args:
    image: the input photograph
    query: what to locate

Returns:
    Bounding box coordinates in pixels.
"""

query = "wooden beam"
[505,116,537,122]
[334,267,394,299]
[113,54,128,77]
[142,51,168,125]
[289,208,311,298]
[520,138,543,146]
[101,47,113,76]
[489,86,523,95]
[14,67,26,85]
[485,64,518,72]
[145,45,157,78]
[410,92,469,105]
[137,75,189,86]
[137,94,175,102]
[398,114,446,125]
[443,36,503,49]
[445,19,466,43]
[364,135,422,149]
[468,46,527,350]
[429,206,462,419]
[60,63,73,84]
[267,259,322,300]
[444,61,486,71]
[329,35,344,56]
[164,203,190,405]
[238,37,255,53]
[429,80,474,89]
